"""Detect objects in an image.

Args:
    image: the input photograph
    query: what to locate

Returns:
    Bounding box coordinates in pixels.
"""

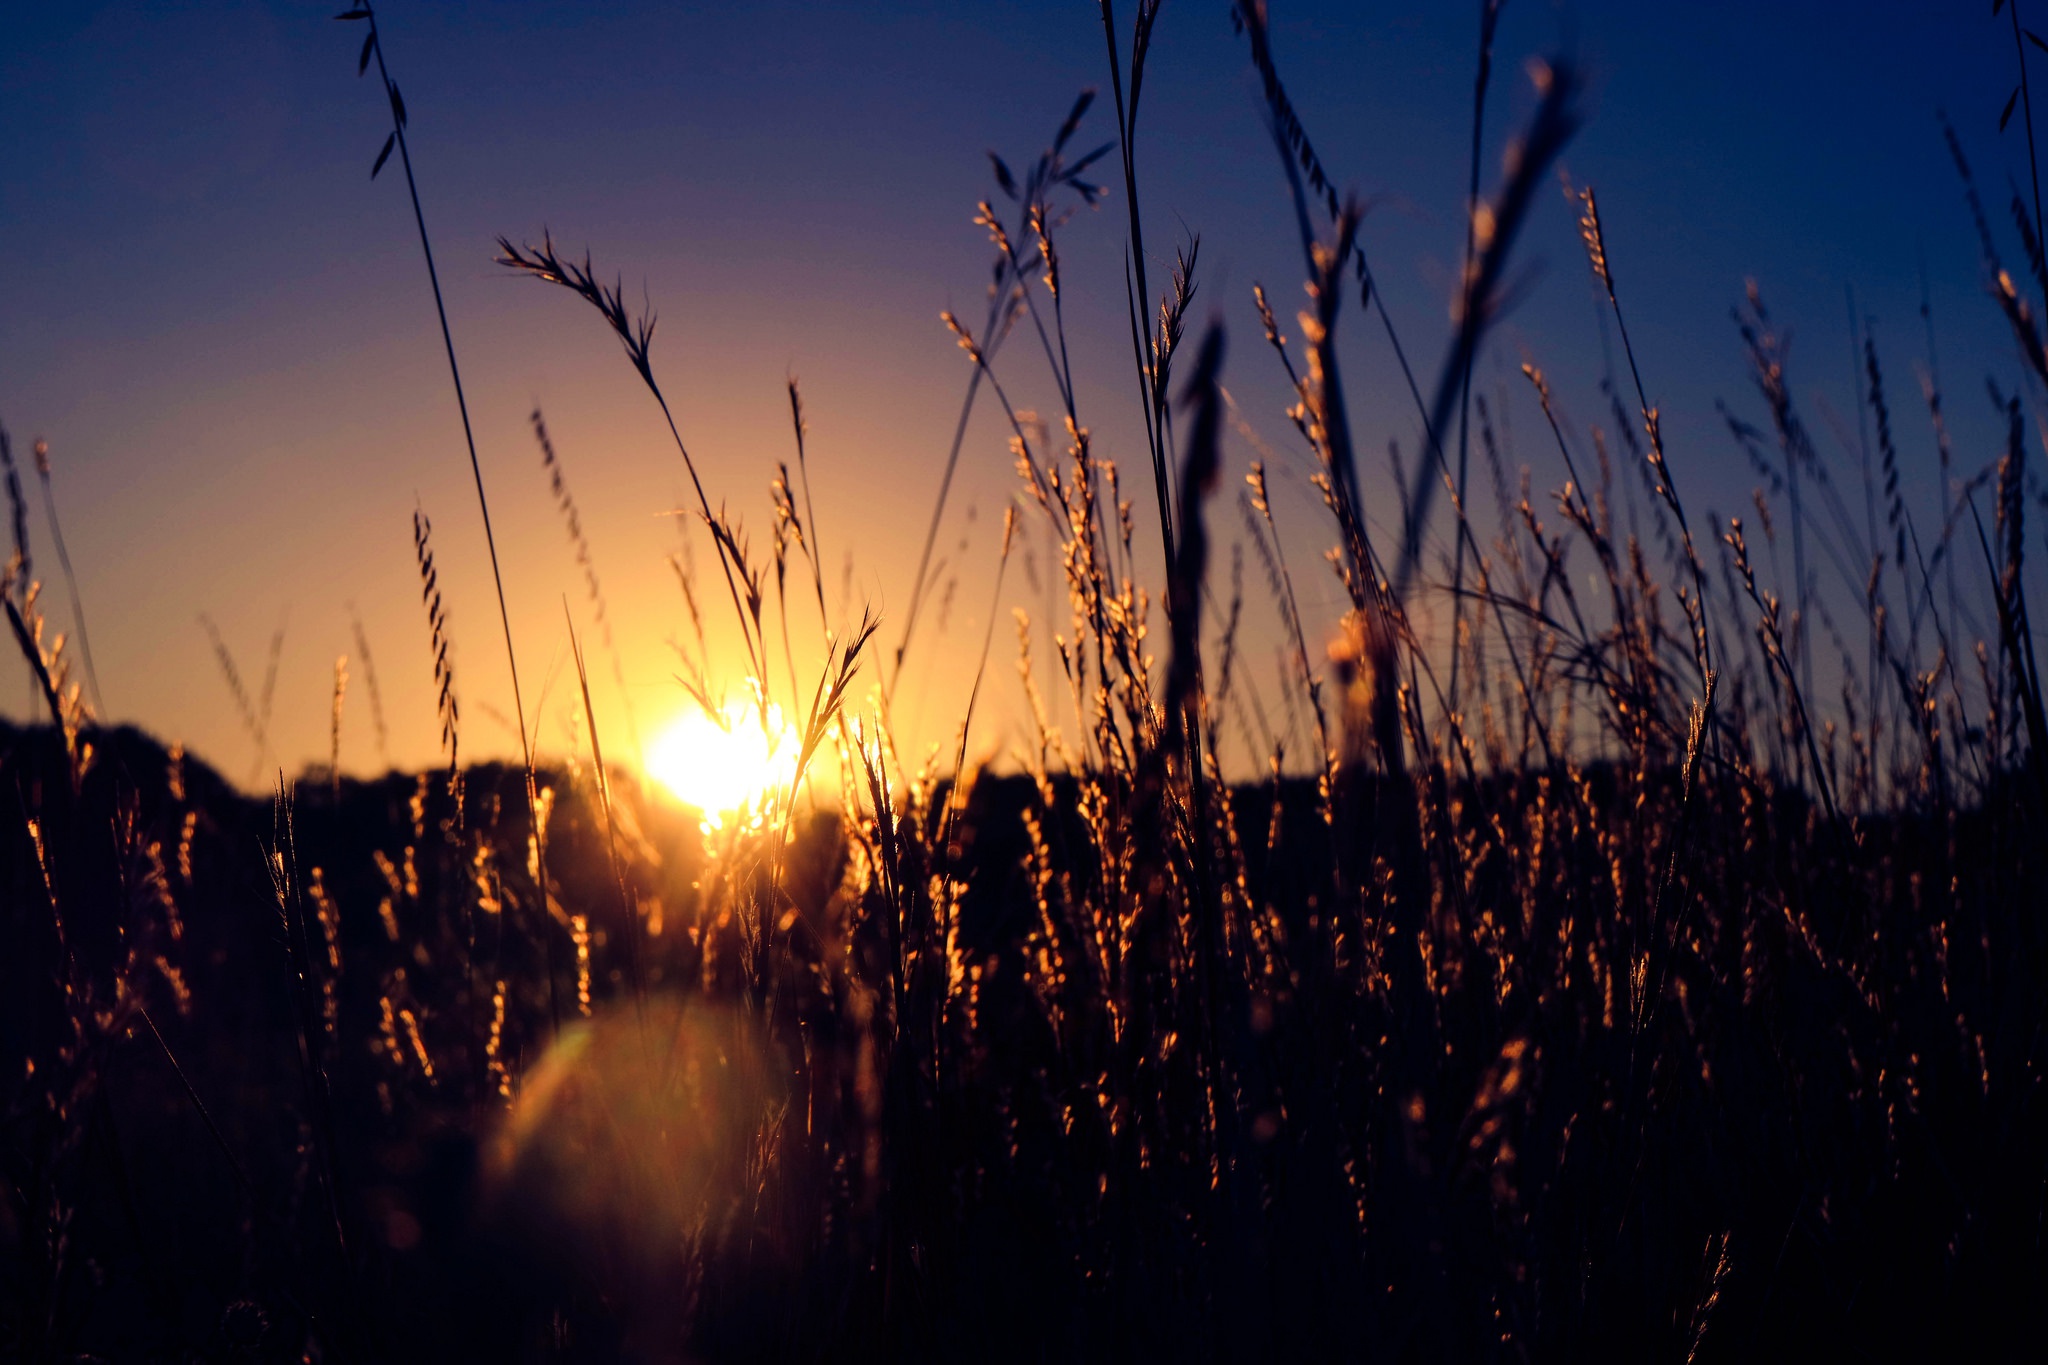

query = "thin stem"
[33,448,104,717]
[361,7,534,784]
[1449,0,1504,716]
[1100,0,1179,584]
[2011,0,2048,313]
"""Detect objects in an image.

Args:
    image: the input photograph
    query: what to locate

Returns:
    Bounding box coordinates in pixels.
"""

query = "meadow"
[4,2,2047,1360]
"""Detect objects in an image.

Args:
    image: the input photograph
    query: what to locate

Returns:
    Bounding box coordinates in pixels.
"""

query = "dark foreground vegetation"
[7,2,2048,1360]
[4,713,2045,1361]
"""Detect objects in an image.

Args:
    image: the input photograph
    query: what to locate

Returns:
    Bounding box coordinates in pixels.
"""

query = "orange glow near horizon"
[644,696,799,830]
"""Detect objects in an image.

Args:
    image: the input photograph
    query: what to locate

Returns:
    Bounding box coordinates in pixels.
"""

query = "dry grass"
[3,5,2047,1363]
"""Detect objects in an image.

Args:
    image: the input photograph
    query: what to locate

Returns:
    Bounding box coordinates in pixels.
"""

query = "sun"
[644,697,800,829]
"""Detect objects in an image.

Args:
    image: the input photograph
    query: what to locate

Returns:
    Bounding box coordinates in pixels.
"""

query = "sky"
[0,0,2038,786]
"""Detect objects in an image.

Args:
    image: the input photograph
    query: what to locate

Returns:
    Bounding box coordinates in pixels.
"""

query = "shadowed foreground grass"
[2,711,2042,1360]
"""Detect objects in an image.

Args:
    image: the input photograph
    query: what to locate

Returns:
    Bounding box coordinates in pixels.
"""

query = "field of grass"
[5,2,2048,1361]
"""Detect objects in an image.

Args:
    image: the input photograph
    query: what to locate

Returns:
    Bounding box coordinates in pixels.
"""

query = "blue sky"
[0,1,2036,778]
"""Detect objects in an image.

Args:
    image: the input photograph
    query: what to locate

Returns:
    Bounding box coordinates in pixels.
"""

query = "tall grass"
[3,5,2047,1362]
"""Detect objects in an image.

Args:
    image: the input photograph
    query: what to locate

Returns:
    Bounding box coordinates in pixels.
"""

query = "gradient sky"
[0,1,2036,784]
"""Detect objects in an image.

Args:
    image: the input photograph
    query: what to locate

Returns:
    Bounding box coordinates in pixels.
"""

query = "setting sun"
[644,696,799,827]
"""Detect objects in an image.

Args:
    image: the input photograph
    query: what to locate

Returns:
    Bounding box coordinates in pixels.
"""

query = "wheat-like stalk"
[413,508,459,776]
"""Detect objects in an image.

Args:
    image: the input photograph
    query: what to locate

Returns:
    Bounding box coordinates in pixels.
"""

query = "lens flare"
[483,997,781,1322]
[644,696,798,828]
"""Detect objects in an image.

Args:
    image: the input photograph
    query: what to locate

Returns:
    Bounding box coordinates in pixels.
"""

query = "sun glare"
[645,697,800,829]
